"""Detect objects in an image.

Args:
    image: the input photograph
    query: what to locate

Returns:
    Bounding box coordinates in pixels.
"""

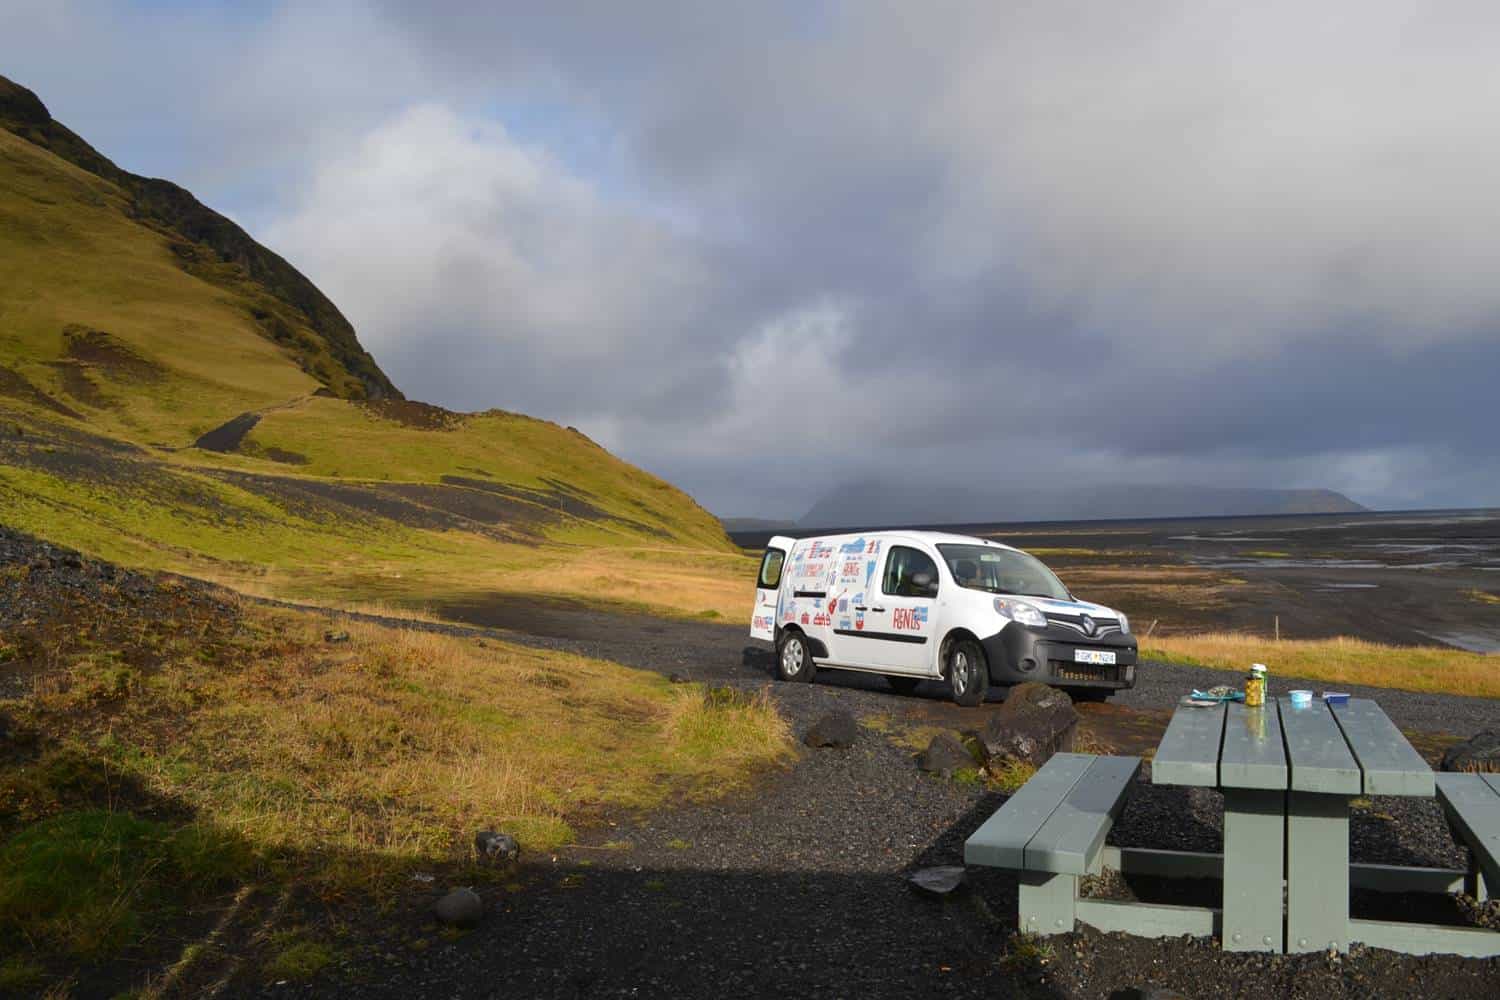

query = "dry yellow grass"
[1466,589,1500,606]
[1143,632,1500,699]
[15,609,791,892]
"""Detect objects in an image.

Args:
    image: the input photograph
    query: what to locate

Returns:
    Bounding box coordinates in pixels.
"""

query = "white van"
[749,531,1137,705]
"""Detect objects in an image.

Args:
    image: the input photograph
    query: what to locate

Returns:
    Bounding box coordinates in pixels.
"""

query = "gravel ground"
[240,594,1498,999]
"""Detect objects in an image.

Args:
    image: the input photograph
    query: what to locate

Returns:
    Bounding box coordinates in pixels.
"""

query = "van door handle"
[853,606,868,612]
[870,606,886,613]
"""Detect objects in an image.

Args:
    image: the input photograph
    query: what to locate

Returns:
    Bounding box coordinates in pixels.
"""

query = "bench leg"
[1018,871,1076,936]
[1286,792,1349,953]
[1465,860,1489,903]
[1222,789,1284,953]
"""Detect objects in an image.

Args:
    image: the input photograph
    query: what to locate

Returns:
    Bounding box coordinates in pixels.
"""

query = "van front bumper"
[980,622,1138,690]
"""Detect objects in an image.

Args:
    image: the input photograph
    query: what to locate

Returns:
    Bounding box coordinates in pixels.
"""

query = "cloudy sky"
[4,1,1499,517]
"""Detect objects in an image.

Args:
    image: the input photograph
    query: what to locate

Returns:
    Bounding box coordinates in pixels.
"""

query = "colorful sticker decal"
[854,609,865,631]
[800,612,811,625]
[752,615,773,631]
[783,601,799,623]
[838,617,852,630]
[892,607,930,631]
[838,599,848,612]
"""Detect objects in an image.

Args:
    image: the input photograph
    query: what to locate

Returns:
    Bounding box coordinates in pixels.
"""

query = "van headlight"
[1118,612,1130,634]
[994,598,1047,628]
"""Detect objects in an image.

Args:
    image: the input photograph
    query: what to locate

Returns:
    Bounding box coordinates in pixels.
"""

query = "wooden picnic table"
[1153,695,1443,954]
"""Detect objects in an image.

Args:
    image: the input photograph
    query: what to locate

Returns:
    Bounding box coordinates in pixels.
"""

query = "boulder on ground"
[906,865,966,898]
[803,710,859,748]
[1441,731,1500,773]
[474,829,520,862]
[967,682,1077,768]
[918,732,977,776]
[433,887,484,928]
[323,629,350,643]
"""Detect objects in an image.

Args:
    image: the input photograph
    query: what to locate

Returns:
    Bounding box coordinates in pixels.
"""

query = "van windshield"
[936,544,1071,601]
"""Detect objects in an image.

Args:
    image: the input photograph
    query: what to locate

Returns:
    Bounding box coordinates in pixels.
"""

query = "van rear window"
[758,548,786,589]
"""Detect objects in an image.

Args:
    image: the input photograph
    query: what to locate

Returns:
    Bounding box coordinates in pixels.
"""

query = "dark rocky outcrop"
[803,710,859,749]
[917,731,977,776]
[475,830,520,863]
[967,682,1078,768]
[1441,731,1500,774]
[433,887,484,928]
[906,866,966,898]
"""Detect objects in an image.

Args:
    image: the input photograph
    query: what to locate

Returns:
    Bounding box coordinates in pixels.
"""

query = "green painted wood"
[1349,919,1500,958]
[1024,755,1141,875]
[1286,792,1350,953]
[1220,701,1288,790]
[1278,698,1361,795]
[1223,788,1285,952]
[1018,870,1076,935]
[963,753,1093,869]
[1075,898,1218,939]
[1152,701,1224,787]
[1435,772,1500,893]
[1329,699,1433,797]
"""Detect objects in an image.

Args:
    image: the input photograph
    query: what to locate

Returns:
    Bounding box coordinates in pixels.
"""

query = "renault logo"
[1081,615,1097,637]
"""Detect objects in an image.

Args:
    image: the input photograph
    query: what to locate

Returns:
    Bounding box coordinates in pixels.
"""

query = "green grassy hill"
[0,73,743,617]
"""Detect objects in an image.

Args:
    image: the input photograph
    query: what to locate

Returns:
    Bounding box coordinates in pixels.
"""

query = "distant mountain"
[799,481,1366,529]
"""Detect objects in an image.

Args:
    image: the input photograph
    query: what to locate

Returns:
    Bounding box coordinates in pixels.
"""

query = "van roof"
[774,530,1021,552]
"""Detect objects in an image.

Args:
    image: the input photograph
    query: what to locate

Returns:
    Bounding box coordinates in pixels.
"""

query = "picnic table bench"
[964,696,1500,958]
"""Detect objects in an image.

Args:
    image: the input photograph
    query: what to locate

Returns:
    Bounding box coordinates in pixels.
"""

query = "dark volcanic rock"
[474,830,519,863]
[803,710,859,749]
[433,887,484,928]
[906,865,966,898]
[968,682,1077,768]
[1440,730,1500,773]
[918,731,977,776]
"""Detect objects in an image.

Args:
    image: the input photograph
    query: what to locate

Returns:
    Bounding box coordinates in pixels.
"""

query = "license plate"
[1074,649,1116,665]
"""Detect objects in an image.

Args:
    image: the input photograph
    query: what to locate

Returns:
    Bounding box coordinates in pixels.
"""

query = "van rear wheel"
[776,630,815,683]
[947,638,988,707]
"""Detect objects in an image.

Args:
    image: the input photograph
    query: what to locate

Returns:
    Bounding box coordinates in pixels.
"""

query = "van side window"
[882,546,939,599]
[758,548,786,589]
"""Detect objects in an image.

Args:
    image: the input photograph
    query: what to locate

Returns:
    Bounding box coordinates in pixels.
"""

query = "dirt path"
[233,594,1499,999]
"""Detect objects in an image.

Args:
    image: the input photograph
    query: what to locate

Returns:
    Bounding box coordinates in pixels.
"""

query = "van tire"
[947,638,988,707]
[776,630,815,683]
[886,675,921,696]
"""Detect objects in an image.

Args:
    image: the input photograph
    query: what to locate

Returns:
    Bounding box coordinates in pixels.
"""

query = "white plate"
[1074,649,1116,665]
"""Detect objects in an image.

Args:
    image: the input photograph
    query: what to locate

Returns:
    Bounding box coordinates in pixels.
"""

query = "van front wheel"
[947,639,988,707]
[776,631,815,683]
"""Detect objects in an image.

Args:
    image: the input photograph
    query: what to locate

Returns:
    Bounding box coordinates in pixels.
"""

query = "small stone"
[906,866,967,898]
[323,629,350,643]
[1441,730,1500,774]
[433,887,484,928]
[475,829,520,862]
[918,732,977,776]
[803,710,859,748]
[668,672,691,684]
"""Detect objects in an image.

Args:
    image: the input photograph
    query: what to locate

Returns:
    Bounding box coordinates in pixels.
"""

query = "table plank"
[1220,701,1288,790]
[1152,701,1224,787]
[1025,755,1141,875]
[1278,697,1361,795]
[1435,773,1500,894]
[964,753,1094,869]
[1329,699,1434,797]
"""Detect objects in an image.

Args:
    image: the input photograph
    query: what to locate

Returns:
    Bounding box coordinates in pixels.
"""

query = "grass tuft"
[1143,632,1500,699]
